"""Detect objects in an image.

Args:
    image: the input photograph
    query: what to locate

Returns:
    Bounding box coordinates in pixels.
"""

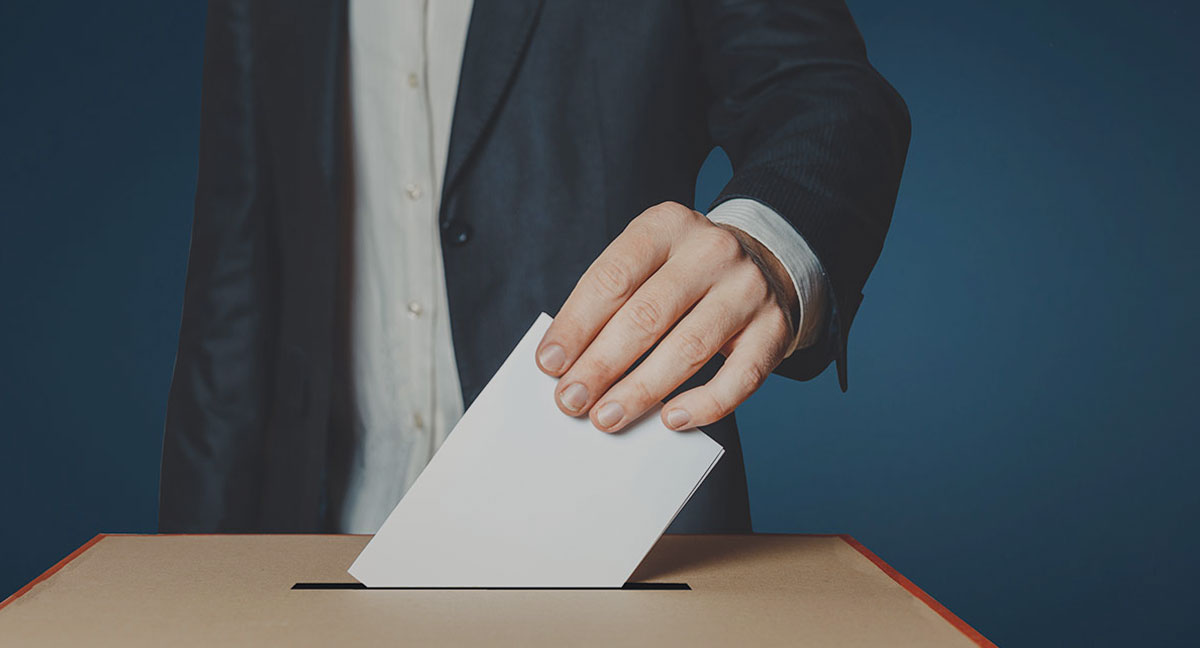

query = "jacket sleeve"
[159,0,277,531]
[692,0,911,390]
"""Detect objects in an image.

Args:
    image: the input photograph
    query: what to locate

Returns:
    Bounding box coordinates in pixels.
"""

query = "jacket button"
[441,220,473,246]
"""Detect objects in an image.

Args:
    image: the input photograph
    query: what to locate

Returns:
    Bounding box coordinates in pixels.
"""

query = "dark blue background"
[2,1,1196,644]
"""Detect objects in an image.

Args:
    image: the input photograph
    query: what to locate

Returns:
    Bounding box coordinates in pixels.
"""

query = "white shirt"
[336,0,827,533]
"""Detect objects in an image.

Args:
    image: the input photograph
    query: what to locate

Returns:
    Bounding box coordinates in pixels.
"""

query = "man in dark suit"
[159,0,909,534]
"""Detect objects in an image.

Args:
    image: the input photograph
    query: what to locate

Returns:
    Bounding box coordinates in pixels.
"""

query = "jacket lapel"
[442,0,545,200]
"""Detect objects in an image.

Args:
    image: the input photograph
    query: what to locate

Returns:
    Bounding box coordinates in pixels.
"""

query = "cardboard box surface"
[0,534,991,647]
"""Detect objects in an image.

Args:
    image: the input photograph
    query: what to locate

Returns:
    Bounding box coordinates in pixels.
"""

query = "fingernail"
[666,409,691,429]
[596,402,625,429]
[560,383,589,412]
[538,344,565,373]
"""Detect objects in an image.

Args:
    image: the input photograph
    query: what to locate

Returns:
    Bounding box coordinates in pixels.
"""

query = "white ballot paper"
[349,313,724,588]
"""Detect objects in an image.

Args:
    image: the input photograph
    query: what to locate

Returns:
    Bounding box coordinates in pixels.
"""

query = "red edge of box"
[0,533,373,612]
[0,533,108,612]
[839,534,996,648]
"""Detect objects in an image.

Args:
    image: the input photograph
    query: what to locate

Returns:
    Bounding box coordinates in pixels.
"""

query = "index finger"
[536,218,670,376]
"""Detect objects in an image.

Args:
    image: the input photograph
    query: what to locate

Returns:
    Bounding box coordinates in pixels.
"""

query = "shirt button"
[405,183,422,201]
[407,72,420,88]
[407,301,423,318]
[412,412,425,431]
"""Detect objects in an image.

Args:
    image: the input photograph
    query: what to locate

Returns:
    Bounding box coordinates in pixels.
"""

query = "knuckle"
[624,298,664,336]
[651,201,693,221]
[625,378,657,407]
[702,389,733,420]
[700,227,744,261]
[585,354,619,379]
[548,311,583,341]
[764,306,792,340]
[640,201,695,231]
[738,266,772,303]
[591,259,634,299]
[737,363,769,394]
[674,330,713,366]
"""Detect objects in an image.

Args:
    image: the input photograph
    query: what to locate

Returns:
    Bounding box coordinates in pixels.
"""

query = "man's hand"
[536,201,800,433]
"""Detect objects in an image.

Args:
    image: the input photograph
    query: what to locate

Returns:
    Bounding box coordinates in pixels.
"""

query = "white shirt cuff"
[706,198,829,357]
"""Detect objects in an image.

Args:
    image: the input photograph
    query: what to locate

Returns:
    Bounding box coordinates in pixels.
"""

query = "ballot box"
[0,534,993,647]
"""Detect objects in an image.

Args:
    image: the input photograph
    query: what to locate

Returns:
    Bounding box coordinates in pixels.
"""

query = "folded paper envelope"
[349,313,724,588]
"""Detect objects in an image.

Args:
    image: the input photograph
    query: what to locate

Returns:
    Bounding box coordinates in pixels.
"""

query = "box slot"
[292,582,690,591]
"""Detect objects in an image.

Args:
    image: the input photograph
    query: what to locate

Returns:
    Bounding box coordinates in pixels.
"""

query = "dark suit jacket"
[159,0,910,533]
